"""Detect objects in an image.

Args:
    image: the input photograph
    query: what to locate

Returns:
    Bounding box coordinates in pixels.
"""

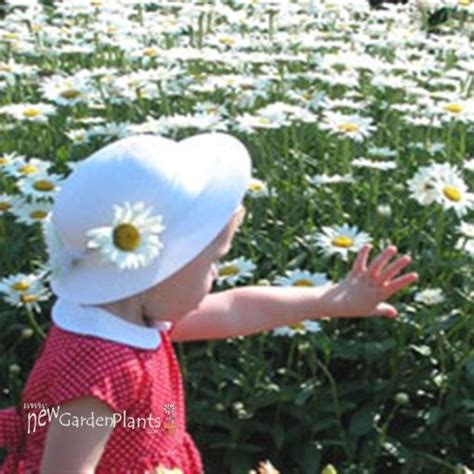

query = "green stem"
[25,305,46,339]
[315,358,354,462]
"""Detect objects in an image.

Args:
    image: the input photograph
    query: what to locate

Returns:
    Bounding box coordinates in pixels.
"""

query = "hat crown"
[53,134,215,252]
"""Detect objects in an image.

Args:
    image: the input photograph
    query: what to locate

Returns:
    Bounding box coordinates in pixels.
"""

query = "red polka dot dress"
[0,299,204,473]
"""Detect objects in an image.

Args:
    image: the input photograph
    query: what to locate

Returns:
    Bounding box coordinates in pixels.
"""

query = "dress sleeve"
[47,337,144,413]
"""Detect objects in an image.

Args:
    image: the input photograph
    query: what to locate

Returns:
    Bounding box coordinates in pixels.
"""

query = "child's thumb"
[371,303,398,319]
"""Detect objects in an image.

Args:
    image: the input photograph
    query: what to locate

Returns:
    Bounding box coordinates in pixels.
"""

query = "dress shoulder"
[42,325,146,413]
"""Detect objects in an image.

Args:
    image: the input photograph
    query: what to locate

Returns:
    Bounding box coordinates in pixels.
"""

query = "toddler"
[0,132,418,473]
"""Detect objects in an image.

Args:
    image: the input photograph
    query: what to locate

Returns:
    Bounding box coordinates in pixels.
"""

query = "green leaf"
[349,405,376,436]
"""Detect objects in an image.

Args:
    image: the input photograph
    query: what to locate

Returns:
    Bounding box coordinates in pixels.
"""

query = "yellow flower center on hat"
[292,279,314,287]
[113,223,141,251]
[23,108,41,118]
[444,103,463,114]
[289,322,305,331]
[33,180,55,192]
[11,280,30,292]
[19,164,38,175]
[60,89,81,100]
[218,265,239,277]
[20,294,38,304]
[338,122,359,133]
[443,185,461,202]
[332,236,354,248]
[30,210,48,220]
[0,201,11,211]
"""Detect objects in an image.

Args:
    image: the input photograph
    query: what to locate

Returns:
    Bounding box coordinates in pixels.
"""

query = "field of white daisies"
[0,0,473,472]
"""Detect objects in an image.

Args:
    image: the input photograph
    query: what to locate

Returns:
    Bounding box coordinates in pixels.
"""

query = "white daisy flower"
[272,319,322,337]
[40,73,92,106]
[246,177,270,198]
[0,152,24,175]
[216,256,256,286]
[11,199,52,225]
[3,157,51,180]
[16,170,63,200]
[414,288,445,306]
[0,272,51,313]
[86,201,166,271]
[65,128,91,145]
[352,157,397,171]
[314,223,372,261]
[464,158,474,172]
[273,269,331,287]
[307,173,355,185]
[432,168,474,218]
[319,111,376,142]
[455,237,474,257]
[407,165,442,206]
[0,193,24,215]
[457,221,474,239]
[0,102,56,123]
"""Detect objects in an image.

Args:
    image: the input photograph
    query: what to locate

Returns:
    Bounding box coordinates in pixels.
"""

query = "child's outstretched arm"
[170,245,418,342]
[40,396,114,472]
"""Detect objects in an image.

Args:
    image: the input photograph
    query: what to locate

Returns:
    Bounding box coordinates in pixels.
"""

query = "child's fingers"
[367,245,398,278]
[378,255,412,283]
[351,243,372,274]
[369,302,398,319]
[384,272,419,296]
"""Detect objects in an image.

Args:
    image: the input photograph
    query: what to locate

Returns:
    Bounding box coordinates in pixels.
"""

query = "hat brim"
[50,132,252,305]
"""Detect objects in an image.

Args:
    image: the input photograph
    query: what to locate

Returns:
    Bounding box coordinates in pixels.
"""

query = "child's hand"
[326,244,419,319]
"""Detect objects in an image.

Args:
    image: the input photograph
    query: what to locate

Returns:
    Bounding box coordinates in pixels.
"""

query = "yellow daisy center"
[258,117,271,126]
[332,236,354,248]
[90,0,103,7]
[338,122,359,133]
[219,36,236,46]
[0,201,11,211]
[19,164,38,175]
[248,182,264,192]
[23,108,41,118]
[442,185,461,202]
[292,279,314,287]
[2,32,18,41]
[60,89,81,100]
[458,0,470,6]
[0,64,12,72]
[11,280,30,292]
[113,223,141,251]
[0,156,10,166]
[289,322,305,331]
[218,265,239,277]
[31,24,42,33]
[143,47,159,57]
[21,294,38,304]
[30,210,48,220]
[444,103,463,114]
[33,180,55,192]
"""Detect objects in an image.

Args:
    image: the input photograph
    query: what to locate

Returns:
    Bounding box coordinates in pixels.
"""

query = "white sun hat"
[44,132,252,305]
